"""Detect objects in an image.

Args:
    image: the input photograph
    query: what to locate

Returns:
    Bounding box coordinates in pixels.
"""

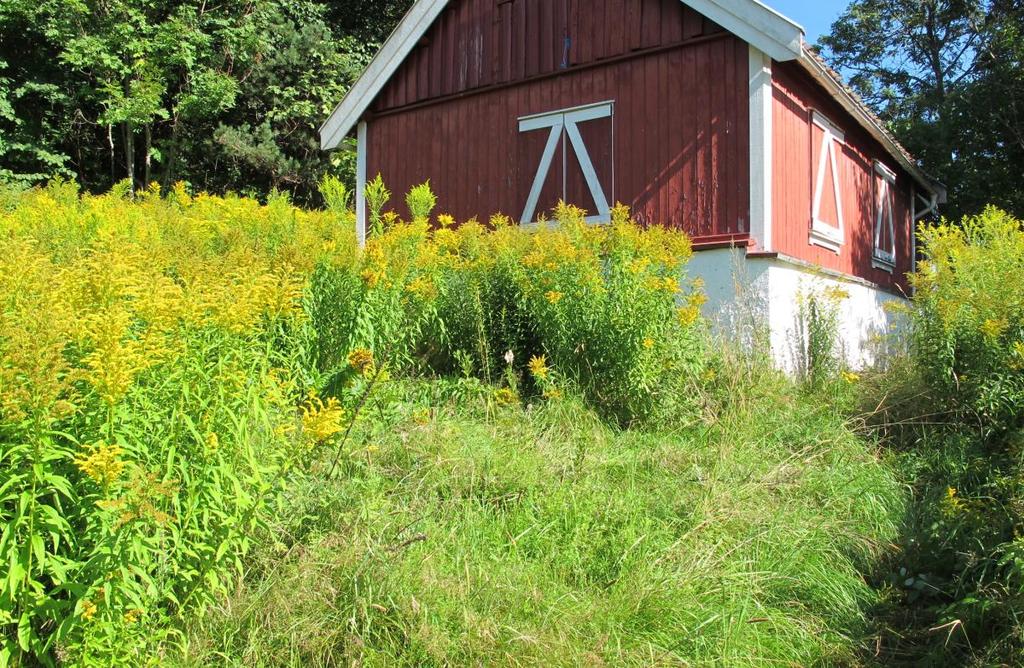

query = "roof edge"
[681,0,803,62]
[319,0,449,150]
[319,0,804,149]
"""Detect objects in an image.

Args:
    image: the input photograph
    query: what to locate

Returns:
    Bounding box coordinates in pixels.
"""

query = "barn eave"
[319,0,450,151]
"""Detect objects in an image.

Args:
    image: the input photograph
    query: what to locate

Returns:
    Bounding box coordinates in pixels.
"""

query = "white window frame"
[872,160,897,272]
[809,111,845,254]
[518,100,614,225]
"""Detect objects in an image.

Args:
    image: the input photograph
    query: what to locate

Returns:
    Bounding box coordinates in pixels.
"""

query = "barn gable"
[320,0,803,150]
[369,0,730,115]
[320,0,941,251]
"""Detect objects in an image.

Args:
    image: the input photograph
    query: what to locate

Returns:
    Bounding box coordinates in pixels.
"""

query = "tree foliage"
[819,0,1024,219]
[0,0,409,203]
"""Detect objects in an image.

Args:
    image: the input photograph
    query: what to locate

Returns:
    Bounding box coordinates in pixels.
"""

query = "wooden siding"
[372,0,725,113]
[771,61,914,291]
[366,7,750,239]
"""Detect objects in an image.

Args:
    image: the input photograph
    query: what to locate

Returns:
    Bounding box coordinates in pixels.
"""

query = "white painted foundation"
[688,248,907,372]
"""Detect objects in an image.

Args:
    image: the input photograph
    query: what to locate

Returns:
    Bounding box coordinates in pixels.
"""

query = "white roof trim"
[682,0,803,62]
[319,0,450,150]
[319,0,802,149]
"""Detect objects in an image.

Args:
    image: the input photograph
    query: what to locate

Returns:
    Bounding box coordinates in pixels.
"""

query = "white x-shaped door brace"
[518,101,613,225]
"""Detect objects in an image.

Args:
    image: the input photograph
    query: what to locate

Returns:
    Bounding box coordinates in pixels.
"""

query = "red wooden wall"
[365,0,751,240]
[373,0,725,112]
[771,61,914,291]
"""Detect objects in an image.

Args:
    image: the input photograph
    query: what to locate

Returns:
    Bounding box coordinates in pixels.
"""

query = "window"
[872,160,897,272]
[518,101,613,225]
[810,111,845,253]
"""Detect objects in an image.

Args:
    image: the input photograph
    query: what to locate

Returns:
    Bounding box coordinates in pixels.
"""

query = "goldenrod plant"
[909,206,1024,433]
[0,178,713,663]
[0,180,358,664]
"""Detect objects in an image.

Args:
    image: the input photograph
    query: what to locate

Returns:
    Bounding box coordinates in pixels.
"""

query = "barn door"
[518,101,614,224]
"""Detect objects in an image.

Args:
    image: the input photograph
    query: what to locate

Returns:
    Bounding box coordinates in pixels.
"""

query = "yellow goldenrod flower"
[677,305,700,327]
[841,370,860,384]
[942,486,966,517]
[347,348,375,375]
[301,395,346,445]
[545,290,564,304]
[75,443,126,488]
[980,318,1007,339]
[493,387,517,406]
[642,337,655,350]
[542,386,563,400]
[528,355,549,381]
[823,285,850,304]
[80,600,98,620]
[406,276,437,301]
[123,608,143,624]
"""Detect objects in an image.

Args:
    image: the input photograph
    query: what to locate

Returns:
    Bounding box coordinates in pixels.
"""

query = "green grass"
[171,371,902,666]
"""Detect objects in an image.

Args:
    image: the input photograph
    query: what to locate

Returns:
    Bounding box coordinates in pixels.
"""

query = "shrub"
[311,193,707,425]
[909,206,1024,435]
[858,207,1024,663]
[0,182,358,664]
[0,178,708,663]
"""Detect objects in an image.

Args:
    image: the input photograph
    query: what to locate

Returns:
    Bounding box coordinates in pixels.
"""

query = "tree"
[0,0,398,202]
[951,0,1024,216]
[819,0,1024,219]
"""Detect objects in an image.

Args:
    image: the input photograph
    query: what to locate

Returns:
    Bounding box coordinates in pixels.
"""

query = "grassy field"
[174,370,901,666]
[9,181,1021,666]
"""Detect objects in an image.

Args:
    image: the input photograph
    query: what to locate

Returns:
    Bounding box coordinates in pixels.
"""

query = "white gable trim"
[319,0,802,150]
[319,0,450,150]
[683,0,803,62]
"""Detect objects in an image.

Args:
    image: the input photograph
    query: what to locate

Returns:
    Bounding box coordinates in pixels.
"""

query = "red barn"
[320,0,945,369]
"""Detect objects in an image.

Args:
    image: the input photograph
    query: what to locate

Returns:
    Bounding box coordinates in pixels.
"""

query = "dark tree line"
[0,0,411,204]
[819,0,1024,220]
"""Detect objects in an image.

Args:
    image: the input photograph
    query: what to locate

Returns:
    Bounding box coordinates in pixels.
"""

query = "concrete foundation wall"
[687,249,907,372]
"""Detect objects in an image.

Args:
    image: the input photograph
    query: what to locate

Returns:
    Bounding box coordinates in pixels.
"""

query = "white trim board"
[748,45,773,251]
[355,121,368,247]
[682,0,803,61]
[319,0,450,150]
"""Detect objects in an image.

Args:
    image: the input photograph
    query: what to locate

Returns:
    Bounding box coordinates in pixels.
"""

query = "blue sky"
[765,0,849,44]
